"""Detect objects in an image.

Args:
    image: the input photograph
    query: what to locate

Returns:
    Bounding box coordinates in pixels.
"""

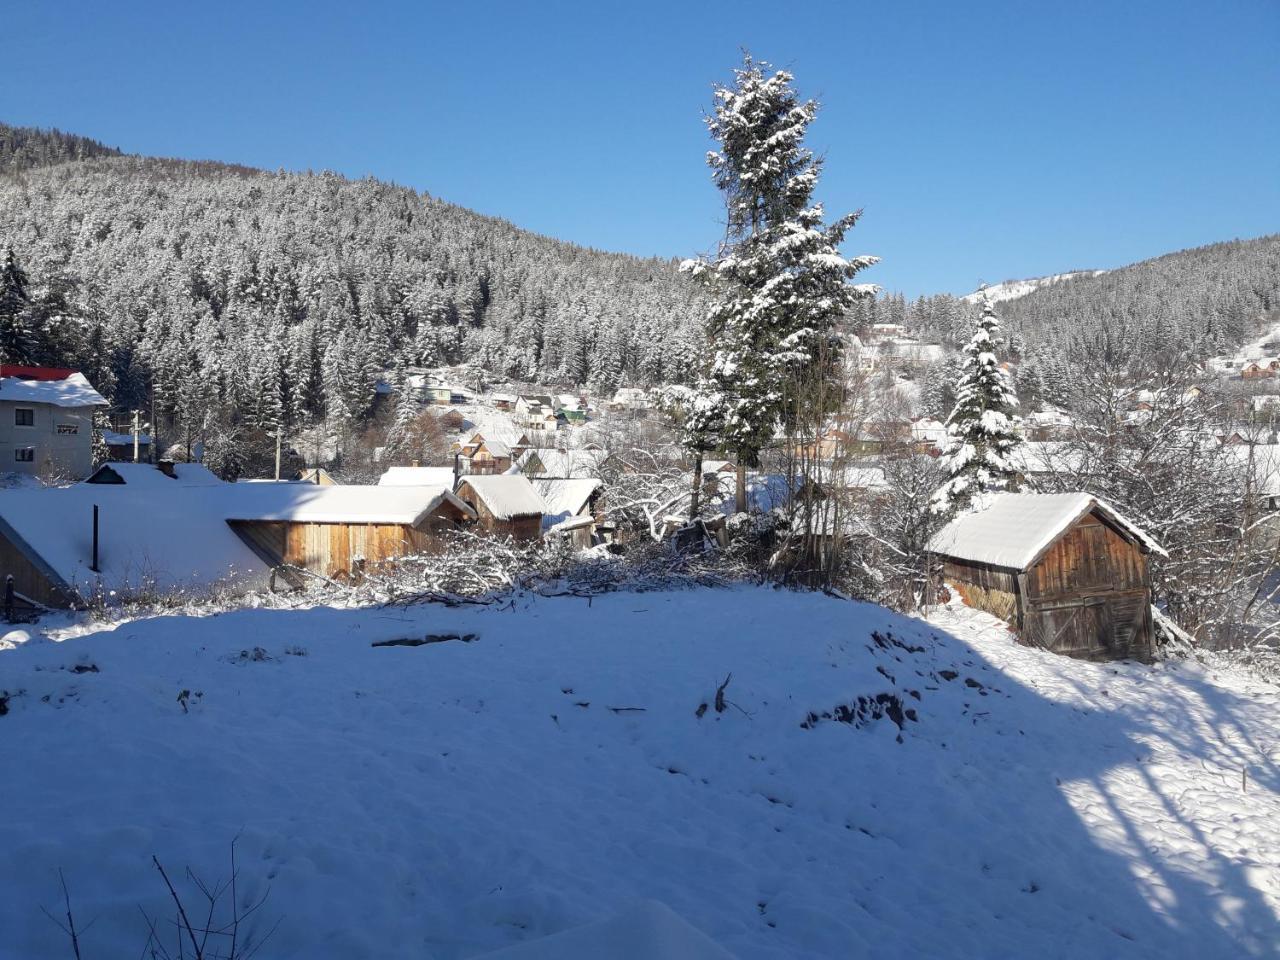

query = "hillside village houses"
[4,354,1274,662]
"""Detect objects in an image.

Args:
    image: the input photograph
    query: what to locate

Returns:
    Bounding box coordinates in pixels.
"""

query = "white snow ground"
[0,589,1277,959]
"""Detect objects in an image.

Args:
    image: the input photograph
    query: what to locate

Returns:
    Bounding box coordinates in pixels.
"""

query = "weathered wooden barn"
[0,465,477,608]
[928,493,1166,662]
[226,485,475,580]
[455,475,545,541]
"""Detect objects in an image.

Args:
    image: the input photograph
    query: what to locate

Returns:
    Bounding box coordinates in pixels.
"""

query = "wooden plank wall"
[1025,514,1147,600]
[1024,512,1154,661]
[0,529,67,607]
[284,523,422,580]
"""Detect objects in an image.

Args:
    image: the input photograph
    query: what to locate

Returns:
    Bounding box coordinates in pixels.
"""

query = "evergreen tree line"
[0,122,123,173]
[0,150,709,445]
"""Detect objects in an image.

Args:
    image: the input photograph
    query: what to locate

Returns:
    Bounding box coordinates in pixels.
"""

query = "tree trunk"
[689,451,703,521]
[735,462,747,514]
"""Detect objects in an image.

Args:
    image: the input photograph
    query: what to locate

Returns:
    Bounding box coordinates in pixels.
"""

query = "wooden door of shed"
[1028,596,1110,659]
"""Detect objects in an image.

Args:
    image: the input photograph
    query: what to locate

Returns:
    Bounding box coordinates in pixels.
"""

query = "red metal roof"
[0,365,77,381]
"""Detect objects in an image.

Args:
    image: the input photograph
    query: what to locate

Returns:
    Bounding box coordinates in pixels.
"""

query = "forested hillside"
[0,122,123,172]
[882,235,1280,373]
[0,142,706,429]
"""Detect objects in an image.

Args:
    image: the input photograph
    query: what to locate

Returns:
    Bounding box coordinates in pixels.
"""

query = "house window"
[15,447,35,463]
[14,408,34,427]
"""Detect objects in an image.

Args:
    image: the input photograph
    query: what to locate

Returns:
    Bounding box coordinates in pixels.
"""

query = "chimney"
[411,459,420,468]
[157,460,176,479]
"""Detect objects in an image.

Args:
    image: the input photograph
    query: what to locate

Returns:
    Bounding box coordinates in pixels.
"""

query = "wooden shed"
[928,493,1166,662]
[226,485,476,581]
[455,475,545,541]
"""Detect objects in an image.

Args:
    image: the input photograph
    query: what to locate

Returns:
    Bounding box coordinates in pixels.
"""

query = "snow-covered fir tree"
[0,247,35,365]
[683,54,878,509]
[931,290,1022,514]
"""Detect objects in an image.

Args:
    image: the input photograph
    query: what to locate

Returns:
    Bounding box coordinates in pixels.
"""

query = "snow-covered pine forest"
[855,234,1280,393]
[0,123,708,428]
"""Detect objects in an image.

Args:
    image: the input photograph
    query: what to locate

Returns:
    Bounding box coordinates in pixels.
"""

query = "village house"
[0,365,108,480]
[518,447,609,480]
[1241,359,1279,380]
[455,474,545,541]
[557,394,589,423]
[102,428,152,463]
[868,322,906,339]
[1022,408,1074,442]
[532,476,604,547]
[423,384,472,405]
[928,492,1165,662]
[909,417,947,454]
[295,467,337,485]
[457,432,517,474]
[514,394,560,431]
[437,407,467,433]
[608,387,650,413]
[0,463,478,610]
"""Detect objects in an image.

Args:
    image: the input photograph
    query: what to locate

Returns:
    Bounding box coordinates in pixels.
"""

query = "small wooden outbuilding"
[928,492,1166,662]
[455,475,545,541]
[227,485,475,581]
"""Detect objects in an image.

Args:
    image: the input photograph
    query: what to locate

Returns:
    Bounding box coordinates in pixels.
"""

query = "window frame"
[14,407,35,428]
[14,446,35,463]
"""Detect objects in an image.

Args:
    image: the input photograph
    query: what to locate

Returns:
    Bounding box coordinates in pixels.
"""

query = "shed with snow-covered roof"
[455,475,545,541]
[928,493,1165,662]
[225,483,475,581]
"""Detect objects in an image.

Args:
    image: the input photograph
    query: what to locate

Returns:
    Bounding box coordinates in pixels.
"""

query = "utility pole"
[131,410,141,463]
[274,422,282,481]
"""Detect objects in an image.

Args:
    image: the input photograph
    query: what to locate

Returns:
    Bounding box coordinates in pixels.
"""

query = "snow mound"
[0,589,1276,958]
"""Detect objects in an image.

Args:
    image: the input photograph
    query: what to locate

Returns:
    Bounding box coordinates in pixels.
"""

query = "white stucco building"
[0,366,108,480]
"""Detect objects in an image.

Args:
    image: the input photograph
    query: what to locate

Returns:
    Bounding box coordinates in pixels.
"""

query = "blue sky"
[8,0,1278,296]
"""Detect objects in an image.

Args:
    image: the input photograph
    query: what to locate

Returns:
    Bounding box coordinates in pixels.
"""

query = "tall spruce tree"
[0,247,35,365]
[683,54,878,511]
[931,290,1022,514]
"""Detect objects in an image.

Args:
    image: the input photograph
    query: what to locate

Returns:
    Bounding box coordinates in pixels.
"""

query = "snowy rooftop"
[458,474,546,519]
[224,484,473,526]
[378,466,457,488]
[0,470,473,597]
[531,477,601,526]
[0,474,268,597]
[0,370,108,408]
[522,448,607,479]
[928,492,1166,570]
[89,462,223,487]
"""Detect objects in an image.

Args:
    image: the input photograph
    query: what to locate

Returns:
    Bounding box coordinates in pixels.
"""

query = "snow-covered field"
[1,589,1277,958]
